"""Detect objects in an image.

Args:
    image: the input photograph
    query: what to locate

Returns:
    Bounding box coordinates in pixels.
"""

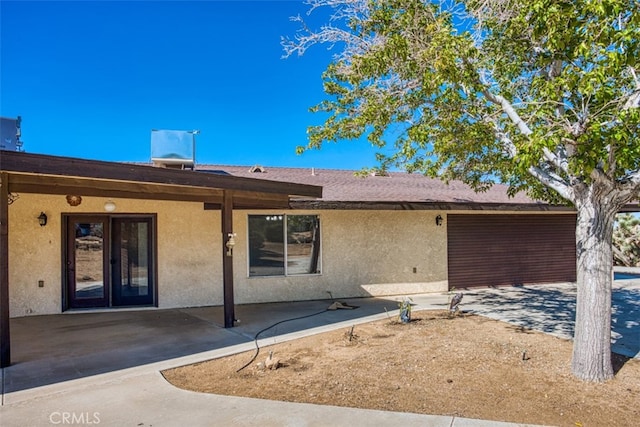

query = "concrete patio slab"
[3,297,401,394]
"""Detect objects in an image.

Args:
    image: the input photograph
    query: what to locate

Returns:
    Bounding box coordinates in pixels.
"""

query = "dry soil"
[163,310,639,427]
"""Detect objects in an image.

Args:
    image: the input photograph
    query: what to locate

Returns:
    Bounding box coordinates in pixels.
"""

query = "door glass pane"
[119,221,149,297]
[74,222,104,299]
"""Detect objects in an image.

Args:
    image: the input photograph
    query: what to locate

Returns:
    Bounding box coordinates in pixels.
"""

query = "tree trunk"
[572,187,618,382]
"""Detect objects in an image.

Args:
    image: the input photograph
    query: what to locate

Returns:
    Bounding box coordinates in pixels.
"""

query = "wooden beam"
[231,192,291,209]
[204,192,291,210]
[1,151,322,198]
[222,191,235,328]
[0,172,10,367]
[9,174,225,203]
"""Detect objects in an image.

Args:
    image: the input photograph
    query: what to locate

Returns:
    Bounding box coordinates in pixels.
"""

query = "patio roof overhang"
[0,150,322,208]
[0,150,323,368]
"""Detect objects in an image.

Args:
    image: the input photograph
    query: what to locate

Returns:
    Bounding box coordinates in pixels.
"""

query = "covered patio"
[0,150,322,368]
[3,296,399,394]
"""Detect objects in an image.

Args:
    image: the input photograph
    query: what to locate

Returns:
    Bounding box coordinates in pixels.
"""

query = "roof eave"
[289,200,575,212]
[0,150,322,199]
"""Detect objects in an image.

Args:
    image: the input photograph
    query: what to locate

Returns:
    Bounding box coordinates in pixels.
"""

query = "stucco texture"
[8,193,475,317]
[7,194,221,317]
[231,210,449,304]
[8,194,62,317]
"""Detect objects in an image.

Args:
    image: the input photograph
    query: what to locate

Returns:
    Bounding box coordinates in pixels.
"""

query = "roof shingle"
[196,165,566,210]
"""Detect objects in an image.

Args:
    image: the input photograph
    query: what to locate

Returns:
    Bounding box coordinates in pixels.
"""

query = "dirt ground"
[163,310,639,427]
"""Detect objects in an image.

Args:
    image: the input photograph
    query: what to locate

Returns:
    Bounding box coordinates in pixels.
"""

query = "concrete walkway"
[1,276,638,426]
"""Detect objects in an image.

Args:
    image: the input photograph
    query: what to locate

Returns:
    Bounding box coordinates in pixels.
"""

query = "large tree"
[283,0,640,381]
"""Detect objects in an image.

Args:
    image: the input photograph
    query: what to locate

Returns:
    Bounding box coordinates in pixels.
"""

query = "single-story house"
[0,149,589,366]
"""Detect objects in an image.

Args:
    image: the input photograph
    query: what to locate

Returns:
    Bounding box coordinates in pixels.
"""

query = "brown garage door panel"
[447,214,577,289]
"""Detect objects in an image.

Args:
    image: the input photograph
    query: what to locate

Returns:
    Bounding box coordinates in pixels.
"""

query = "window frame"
[247,214,322,278]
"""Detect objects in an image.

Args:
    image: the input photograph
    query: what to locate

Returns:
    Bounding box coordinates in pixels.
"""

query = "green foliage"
[293,0,640,204]
[613,213,640,266]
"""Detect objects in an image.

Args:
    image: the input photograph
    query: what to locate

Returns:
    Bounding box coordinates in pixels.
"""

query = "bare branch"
[281,20,376,60]
[281,0,378,61]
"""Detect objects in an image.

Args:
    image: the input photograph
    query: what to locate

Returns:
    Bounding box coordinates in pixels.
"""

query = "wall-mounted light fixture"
[38,212,48,227]
[226,232,237,256]
[104,200,116,212]
[435,214,443,226]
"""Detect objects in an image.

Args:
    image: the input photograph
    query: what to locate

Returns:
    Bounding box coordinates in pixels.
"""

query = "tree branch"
[481,88,570,175]
[623,67,640,109]
[619,169,640,202]
[490,119,572,200]
[623,90,640,109]
[528,165,573,201]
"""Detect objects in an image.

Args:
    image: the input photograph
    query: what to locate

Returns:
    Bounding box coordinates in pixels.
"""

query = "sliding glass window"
[248,215,321,277]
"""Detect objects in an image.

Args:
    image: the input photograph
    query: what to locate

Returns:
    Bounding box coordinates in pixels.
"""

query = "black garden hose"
[236,308,331,372]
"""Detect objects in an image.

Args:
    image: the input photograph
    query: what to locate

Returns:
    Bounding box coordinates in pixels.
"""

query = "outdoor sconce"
[226,233,237,256]
[104,200,116,212]
[435,215,443,226]
[38,212,48,227]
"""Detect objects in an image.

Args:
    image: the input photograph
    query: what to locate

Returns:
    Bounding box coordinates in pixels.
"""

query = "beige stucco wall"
[231,210,449,304]
[8,194,220,317]
[8,192,567,318]
[8,194,62,317]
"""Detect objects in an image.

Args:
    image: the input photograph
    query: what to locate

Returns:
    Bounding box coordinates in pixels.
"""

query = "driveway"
[462,277,640,359]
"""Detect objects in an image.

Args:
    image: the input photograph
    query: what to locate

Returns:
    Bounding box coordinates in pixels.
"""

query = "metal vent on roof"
[370,170,389,177]
[249,165,266,173]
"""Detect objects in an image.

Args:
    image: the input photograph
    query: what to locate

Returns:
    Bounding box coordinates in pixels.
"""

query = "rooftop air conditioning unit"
[150,129,197,169]
[0,116,23,151]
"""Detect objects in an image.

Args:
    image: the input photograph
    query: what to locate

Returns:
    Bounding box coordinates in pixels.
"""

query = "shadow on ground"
[466,283,640,360]
[611,286,640,358]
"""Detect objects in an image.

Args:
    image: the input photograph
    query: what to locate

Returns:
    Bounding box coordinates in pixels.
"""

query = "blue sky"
[0,0,380,169]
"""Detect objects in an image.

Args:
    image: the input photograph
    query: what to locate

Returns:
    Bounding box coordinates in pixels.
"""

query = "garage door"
[447,214,577,289]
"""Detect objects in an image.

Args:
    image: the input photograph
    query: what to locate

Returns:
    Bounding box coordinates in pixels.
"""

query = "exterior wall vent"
[151,129,198,170]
